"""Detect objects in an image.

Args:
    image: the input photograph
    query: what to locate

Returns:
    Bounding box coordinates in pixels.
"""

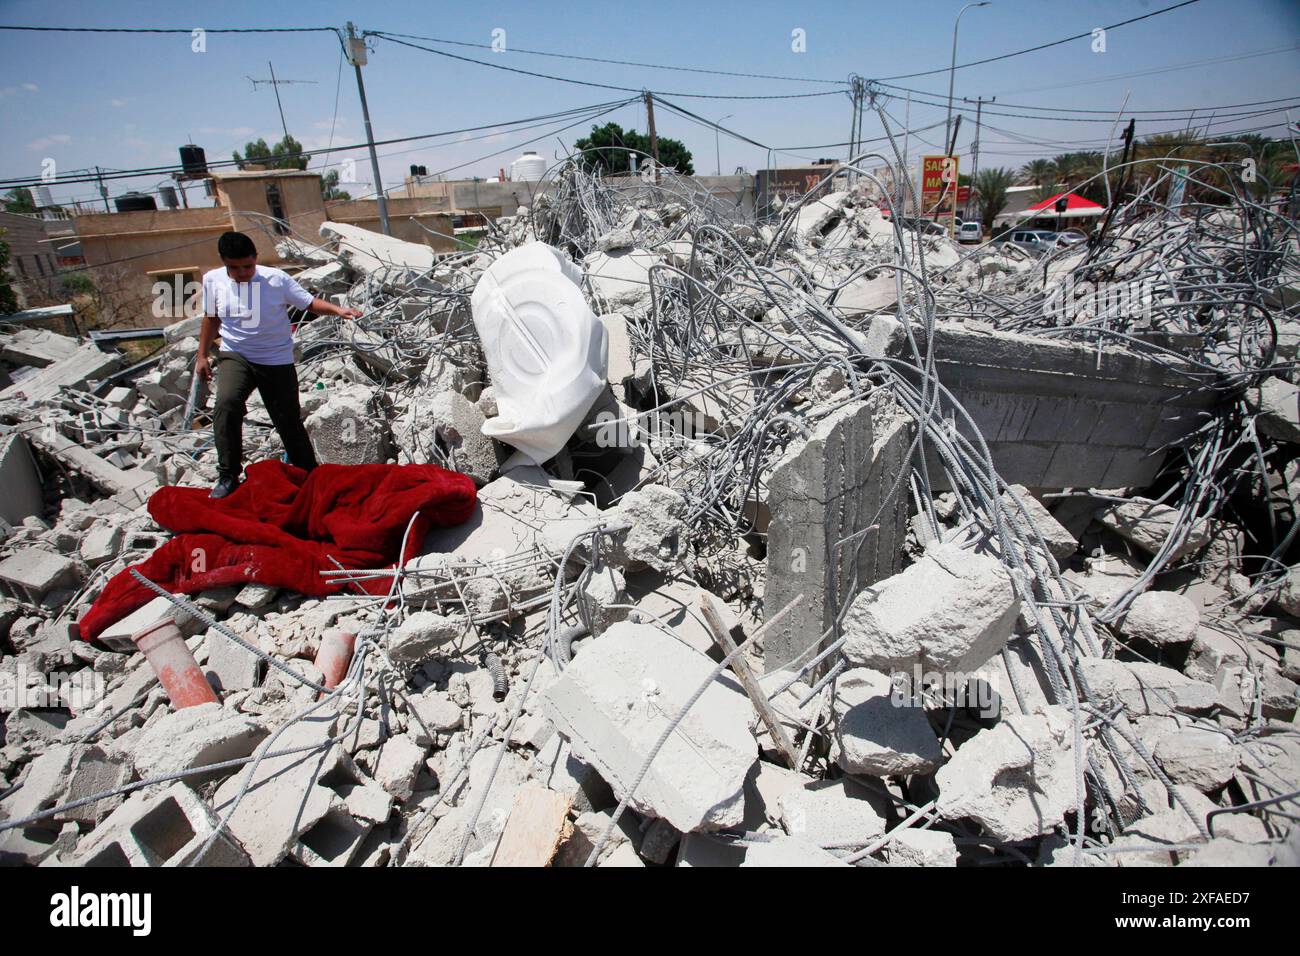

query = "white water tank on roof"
[510,151,547,182]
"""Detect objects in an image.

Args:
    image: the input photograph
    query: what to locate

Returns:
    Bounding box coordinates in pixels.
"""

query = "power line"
[874,0,1203,81]
[982,43,1300,99]
[367,33,846,101]
[877,89,1300,125]
[0,24,340,35]
[0,100,635,187]
[370,29,845,86]
[877,83,1300,118]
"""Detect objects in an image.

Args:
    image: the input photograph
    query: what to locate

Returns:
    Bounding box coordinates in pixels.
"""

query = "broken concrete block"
[1096,498,1212,561]
[764,390,911,671]
[0,549,79,605]
[541,622,756,832]
[605,484,689,572]
[842,542,1020,673]
[552,807,642,867]
[305,384,392,465]
[674,831,745,867]
[204,630,263,692]
[637,817,681,865]
[56,745,133,825]
[418,390,497,484]
[0,744,75,836]
[778,779,887,847]
[1000,485,1077,563]
[78,521,123,568]
[132,702,267,783]
[338,780,392,825]
[1181,840,1273,867]
[1116,592,1199,650]
[887,828,958,867]
[1078,658,1216,715]
[320,220,437,276]
[1183,627,1251,683]
[831,668,942,777]
[741,836,851,867]
[292,807,372,867]
[1273,564,1300,618]
[372,733,427,801]
[935,708,1075,841]
[528,736,615,815]
[0,434,45,527]
[234,582,277,611]
[1252,376,1300,444]
[578,563,628,637]
[211,711,355,867]
[73,782,249,867]
[832,273,898,316]
[1152,727,1238,792]
[408,689,464,741]
[584,248,659,308]
[389,611,464,664]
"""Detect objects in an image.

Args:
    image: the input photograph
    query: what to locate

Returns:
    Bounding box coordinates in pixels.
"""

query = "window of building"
[265,182,289,235]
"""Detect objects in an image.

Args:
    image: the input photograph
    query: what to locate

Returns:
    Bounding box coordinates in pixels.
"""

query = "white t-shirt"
[201,265,314,365]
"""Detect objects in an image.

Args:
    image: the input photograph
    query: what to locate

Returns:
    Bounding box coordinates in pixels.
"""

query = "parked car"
[1054,229,1087,247]
[957,221,983,244]
[999,229,1059,255]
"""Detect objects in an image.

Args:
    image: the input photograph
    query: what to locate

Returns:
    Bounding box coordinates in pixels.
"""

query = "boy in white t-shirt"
[197,231,361,498]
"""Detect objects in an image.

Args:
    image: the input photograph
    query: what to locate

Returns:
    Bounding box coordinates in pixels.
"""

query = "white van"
[957,221,983,244]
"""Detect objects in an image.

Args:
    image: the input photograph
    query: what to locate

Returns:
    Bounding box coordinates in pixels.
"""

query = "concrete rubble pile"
[0,155,1298,869]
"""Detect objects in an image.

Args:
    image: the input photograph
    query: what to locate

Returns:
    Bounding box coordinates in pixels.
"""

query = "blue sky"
[1,0,1297,209]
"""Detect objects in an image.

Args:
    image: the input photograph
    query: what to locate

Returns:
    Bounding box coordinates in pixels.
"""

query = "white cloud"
[110,98,128,108]
[27,133,71,151]
[21,83,38,93]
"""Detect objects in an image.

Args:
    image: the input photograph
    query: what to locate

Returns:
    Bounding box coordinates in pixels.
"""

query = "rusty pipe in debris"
[132,618,219,709]
[315,629,357,693]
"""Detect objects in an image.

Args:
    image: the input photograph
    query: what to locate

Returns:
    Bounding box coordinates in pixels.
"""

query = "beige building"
[74,169,455,326]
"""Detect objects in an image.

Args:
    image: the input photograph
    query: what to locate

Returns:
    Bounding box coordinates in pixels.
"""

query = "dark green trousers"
[212,350,318,479]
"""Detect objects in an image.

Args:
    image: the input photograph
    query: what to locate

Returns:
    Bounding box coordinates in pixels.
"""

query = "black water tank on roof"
[179,144,208,175]
[114,191,157,212]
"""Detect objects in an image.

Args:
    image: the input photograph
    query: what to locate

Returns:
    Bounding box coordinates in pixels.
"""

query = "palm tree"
[974,167,1016,232]
[1019,158,1054,187]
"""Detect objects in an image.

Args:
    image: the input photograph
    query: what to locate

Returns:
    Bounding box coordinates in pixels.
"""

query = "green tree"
[1019,158,1055,187]
[321,168,351,201]
[573,122,693,175]
[973,167,1015,232]
[0,231,20,314]
[233,134,307,171]
[2,188,36,214]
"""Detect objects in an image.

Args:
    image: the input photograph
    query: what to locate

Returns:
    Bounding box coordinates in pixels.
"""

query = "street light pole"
[945,2,991,162]
[715,114,733,177]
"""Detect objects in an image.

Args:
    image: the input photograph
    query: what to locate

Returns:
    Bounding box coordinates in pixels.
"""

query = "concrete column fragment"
[763,389,912,672]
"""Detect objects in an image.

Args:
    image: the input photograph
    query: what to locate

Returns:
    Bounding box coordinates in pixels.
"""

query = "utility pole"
[644,91,660,181]
[964,95,994,220]
[347,23,390,236]
[95,166,109,212]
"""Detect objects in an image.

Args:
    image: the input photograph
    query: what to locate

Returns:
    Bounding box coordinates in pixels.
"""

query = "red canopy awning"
[1022,192,1106,217]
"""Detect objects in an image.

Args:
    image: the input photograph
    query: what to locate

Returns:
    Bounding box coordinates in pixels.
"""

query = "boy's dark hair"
[217,231,257,260]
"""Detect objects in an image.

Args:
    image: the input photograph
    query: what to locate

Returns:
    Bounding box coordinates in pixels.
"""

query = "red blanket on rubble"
[79,460,477,645]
